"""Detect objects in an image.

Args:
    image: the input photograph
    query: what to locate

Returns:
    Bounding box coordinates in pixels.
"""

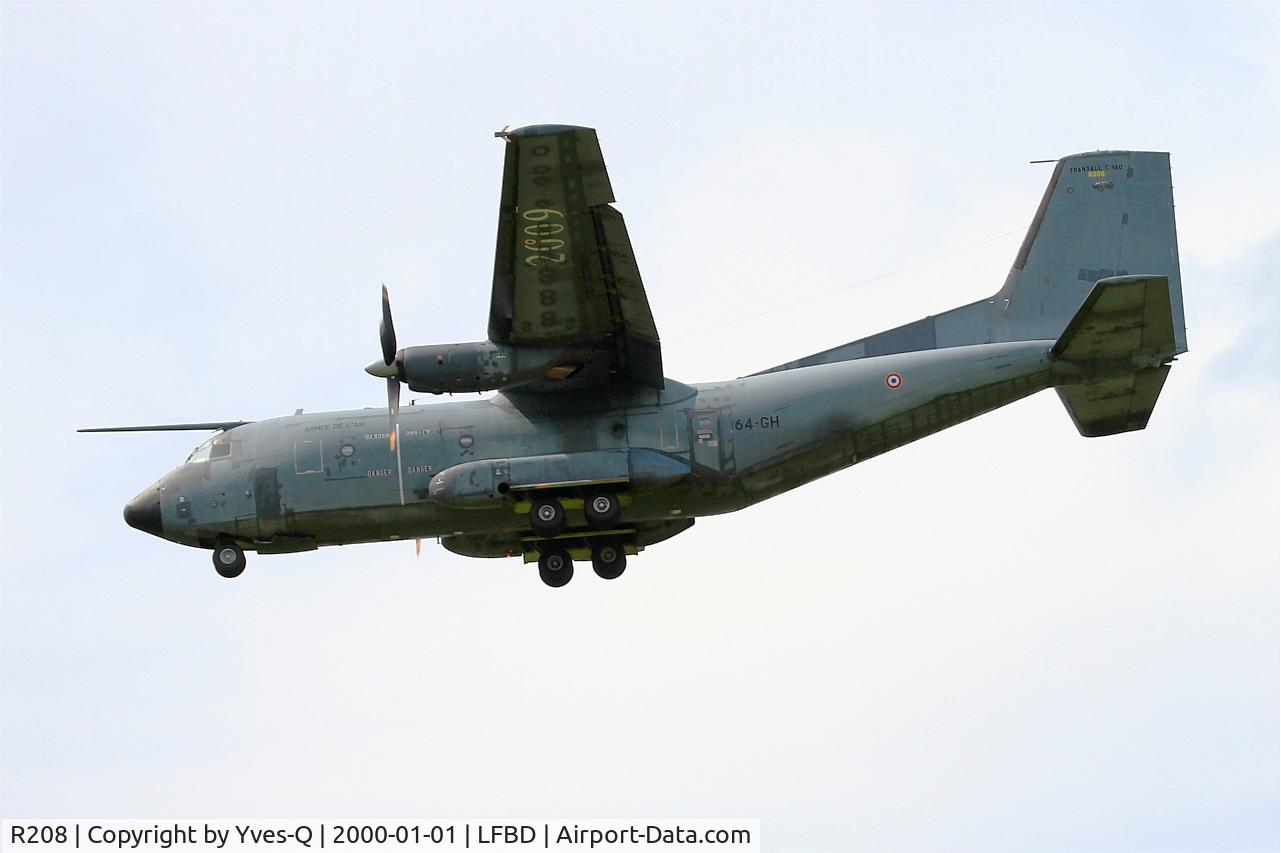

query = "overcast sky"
[2,2,1277,850]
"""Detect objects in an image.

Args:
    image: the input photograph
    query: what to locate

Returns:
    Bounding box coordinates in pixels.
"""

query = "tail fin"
[757,150,1186,373]
[987,151,1186,352]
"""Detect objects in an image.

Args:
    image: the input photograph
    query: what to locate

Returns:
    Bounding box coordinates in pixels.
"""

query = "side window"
[210,440,238,460]
[295,439,323,474]
[186,436,239,464]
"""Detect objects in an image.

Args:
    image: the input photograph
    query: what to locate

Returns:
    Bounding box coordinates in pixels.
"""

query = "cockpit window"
[186,435,237,464]
[186,441,213,464]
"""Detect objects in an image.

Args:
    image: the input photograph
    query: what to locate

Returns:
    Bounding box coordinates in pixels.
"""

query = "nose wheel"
[213,539,246,578]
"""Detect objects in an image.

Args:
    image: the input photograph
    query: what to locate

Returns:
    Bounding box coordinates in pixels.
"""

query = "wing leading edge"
[78,421,249,433]
[489,124,663,391]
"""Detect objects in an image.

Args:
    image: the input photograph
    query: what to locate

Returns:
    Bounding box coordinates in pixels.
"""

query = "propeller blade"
[387,376,400,452]
[379,285,397,367]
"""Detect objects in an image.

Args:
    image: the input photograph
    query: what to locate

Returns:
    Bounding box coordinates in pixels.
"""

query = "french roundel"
[884,372,903,389]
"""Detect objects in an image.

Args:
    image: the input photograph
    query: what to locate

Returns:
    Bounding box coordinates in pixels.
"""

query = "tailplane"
[1056,369,1171,437]
[1050,274,1178,436]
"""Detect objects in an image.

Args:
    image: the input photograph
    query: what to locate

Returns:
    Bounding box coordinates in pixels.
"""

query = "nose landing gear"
[213,539,246,578]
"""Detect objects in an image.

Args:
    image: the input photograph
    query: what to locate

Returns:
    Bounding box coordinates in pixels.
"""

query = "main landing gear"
[583,491,621,528]
[527,491,630,588]
[528,492,621,537]
[212,538,246,579]
[529,496,567,537]
[538,546,573,588]
[591,542,626,580]
[535,542,627,587]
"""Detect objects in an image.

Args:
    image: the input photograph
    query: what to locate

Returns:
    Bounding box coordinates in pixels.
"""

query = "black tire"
[529,496,567,537]
[538,547,574,588]
[583,491,621,529]
[591,543,627,580]
[212,540,246,579]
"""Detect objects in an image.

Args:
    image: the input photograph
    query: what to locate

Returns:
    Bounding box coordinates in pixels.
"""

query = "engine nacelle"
[400,341,513,394]
[397,341,570,394]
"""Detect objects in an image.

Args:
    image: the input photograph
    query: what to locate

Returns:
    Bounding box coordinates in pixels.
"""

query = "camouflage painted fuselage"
[108,139,1187,573]
[136,340,1054,558]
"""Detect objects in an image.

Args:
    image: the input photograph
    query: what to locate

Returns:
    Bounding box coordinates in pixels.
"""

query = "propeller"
[377,285,400,452]
[380,292,420,560]
[380,284,397,366]
[387,376,399,453]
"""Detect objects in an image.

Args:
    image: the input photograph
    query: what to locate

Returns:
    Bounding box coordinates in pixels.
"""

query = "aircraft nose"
[123,490,164,538]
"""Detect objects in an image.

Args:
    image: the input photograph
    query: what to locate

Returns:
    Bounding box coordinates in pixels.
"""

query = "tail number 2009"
[522,208,566,265]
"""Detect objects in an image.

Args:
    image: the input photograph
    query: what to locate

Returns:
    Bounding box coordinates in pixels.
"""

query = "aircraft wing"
[78,421,249,433]
[488,124,663,390]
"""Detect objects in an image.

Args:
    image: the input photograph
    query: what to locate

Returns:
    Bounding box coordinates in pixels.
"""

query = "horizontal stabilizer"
[78,421,249,433]
[1056,366,1170,437]
[1052,275,1180,437]
[1052,275,1177,367]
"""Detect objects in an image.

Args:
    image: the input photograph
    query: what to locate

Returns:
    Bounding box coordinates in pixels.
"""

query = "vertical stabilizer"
[758,151,1186,373]
[983,151,1185,352]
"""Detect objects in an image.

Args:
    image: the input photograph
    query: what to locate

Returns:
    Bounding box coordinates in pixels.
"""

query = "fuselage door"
[689,409,732,472]
[253,466,283,540]
[207,435,257,536]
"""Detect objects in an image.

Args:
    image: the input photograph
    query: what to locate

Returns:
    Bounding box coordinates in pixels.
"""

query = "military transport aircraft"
[82,125,1187,586]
